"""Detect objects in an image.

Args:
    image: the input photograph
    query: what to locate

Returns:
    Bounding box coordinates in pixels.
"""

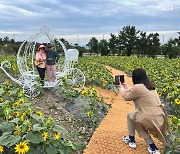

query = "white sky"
[0,0,180,45]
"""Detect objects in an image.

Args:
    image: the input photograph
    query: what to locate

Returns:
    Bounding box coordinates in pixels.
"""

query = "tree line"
[0,36,85,57]
[0,26,180,58]
[86,26,180,58]
[0,36,22,54]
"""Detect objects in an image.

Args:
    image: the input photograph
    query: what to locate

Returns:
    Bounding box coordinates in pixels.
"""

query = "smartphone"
[114,75,125,85]
[119,75,125,83]
[115,75,120,85]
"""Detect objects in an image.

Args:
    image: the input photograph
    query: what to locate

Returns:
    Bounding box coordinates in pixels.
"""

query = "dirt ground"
[83,66,163,154]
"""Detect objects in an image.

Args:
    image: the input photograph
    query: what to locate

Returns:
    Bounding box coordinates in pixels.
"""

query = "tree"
[52,38,71,54]
[116,32,125,55]
[59,38,71,49]
[10,38,15,44]
[98,39,109,56]
[164,37,180,58]
[86,37,98,55]
[0,38,2,44]
[174,36,180,46]
[117,26,140,56]
[74,45,86,57]
[109,33,118,55]
[0,36,19,53]
[3,36,10,44]
[137,32,148,57]
[146,33,160,58]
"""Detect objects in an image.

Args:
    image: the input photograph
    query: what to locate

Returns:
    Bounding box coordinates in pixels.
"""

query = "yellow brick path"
[83,66,163,154]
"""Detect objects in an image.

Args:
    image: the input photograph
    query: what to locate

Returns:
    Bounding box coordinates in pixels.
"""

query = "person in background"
[119,68,169,154]
[35,44,46,86]
[45,43,60,86]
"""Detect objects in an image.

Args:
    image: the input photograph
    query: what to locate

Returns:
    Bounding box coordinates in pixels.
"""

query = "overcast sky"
[0,0,179,45]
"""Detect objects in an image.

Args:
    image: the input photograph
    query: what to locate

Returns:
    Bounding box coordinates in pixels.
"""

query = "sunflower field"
[0,55,179,153]
[78,56,180,153]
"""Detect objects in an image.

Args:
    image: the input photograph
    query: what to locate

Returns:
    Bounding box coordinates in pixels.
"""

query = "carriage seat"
[56,49,79,78]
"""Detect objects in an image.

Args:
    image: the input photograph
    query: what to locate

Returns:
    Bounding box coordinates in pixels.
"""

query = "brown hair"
[132,68,155,90]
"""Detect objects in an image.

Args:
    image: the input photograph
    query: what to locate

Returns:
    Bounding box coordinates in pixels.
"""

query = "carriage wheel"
[18,76,26,87]
[65,68,85,88]
[23,82,40,98]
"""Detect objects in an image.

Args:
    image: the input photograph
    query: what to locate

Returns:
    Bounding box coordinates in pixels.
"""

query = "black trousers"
[36,67,46,81]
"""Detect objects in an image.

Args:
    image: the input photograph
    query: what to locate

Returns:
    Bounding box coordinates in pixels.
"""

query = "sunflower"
[0,145,4,153]
[81,90,87,95]
[8,114,13,120]
[14,111,20,117]
[18,98,24,103]
[14,141,29,154]
[27,126,31,132]
[42,132,48,141]
[12,64,17,71]
[13,101,22,108]
[175,99,180,105]
[169,116,178,125]
[89,92,94,97]
[0,98,3,102]
[20,112,26,122]
[36,111,43,117]
[14,125,21,136]
[158,92,162,96]
[87,110,93,117]
[54,132,61,140]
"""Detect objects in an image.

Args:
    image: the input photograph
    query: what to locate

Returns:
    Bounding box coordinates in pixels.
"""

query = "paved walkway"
[83,66,163,154]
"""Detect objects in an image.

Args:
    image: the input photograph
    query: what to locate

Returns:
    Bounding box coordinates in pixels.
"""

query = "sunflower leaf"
[25,132,43,144]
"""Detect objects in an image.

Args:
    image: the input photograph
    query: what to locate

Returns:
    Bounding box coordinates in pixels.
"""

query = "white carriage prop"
[0,26,85,97]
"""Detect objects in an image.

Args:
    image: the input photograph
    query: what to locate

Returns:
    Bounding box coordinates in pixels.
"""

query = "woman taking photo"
[35,44,46,86]
[119,68,169,154]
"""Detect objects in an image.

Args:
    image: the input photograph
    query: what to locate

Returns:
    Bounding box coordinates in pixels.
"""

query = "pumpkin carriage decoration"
[0,26,85,97]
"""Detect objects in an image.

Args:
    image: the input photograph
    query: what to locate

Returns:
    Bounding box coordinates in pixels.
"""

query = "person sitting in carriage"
[35,44,47,86]
[45,43,60,86]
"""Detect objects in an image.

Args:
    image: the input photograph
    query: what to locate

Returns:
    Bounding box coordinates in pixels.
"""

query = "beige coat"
[122,84,169,143]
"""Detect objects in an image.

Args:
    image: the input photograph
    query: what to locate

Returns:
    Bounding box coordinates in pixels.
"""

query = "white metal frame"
[0,26,85,97]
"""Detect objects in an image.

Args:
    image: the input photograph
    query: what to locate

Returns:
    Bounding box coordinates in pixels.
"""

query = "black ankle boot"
[40,80,44,86]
